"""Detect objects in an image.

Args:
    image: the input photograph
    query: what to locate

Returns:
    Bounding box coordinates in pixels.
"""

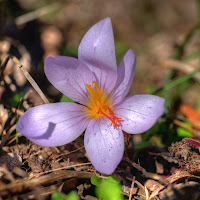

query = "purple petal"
[45,56,96,105]
[111,49,136,105]
[78,17,117,72]
[78,17,117,94]
[114,95,165,134]
[84,118,124,175]
[17,103,90,146]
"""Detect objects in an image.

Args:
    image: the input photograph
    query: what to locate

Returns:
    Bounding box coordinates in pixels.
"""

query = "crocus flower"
[17,17,165,175]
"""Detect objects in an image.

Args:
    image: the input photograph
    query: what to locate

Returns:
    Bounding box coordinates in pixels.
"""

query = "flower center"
[86,81,122,128]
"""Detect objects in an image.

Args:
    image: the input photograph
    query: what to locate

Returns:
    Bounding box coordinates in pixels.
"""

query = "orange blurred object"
[180,104,200,125]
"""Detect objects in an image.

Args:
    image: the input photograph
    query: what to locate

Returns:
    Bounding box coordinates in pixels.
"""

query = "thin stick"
[0,170,95,196]
[0,124,17,148]
[173,119,200,137]
[160,59,200,82]
[30,162,92,179]
[15,3,61,25]
[10,56,49,104]
[145,186,149,200]
[129,176,135,200]
[124,156,169,185]
[0,55,12,81]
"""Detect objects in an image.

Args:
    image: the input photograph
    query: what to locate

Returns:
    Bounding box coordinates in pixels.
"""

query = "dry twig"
[124,156,169,185]
[0,55,49,104]
[0,170,95,196]
[160,59,200,81]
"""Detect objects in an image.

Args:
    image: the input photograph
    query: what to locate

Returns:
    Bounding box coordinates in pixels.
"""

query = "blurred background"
[0,0,198,92]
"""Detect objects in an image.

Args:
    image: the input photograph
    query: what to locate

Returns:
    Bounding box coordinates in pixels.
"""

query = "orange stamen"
[86,81,122,128]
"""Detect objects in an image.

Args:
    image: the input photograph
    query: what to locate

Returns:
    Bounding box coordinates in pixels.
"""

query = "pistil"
[99,105,122,127]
